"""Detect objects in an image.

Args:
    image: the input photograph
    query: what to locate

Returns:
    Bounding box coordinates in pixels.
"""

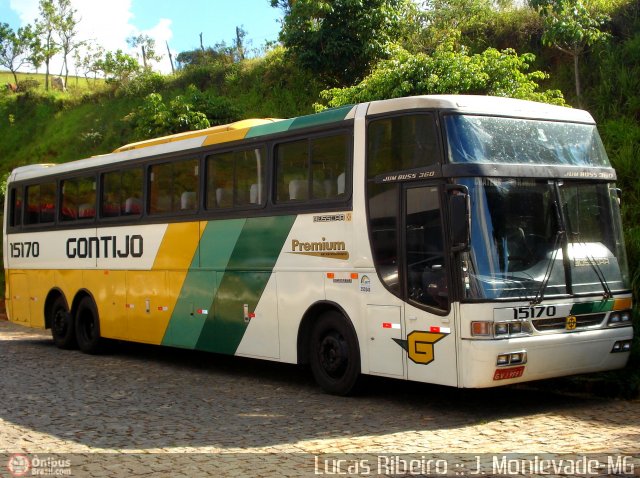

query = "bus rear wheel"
[75,296,104,354]
[309,311,360,396]
[50,295,76,349]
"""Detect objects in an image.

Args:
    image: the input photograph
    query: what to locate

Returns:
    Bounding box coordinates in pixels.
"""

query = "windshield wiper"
[570,232,613,300]
[530,230,564,305]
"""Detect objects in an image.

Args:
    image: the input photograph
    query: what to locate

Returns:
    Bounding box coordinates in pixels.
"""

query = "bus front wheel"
[75,296,104,354]
[50,295,76,349]
[309,311,360,396]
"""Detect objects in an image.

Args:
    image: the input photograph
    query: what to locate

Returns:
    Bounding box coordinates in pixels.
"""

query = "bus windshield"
[445,115,611,167]
[458,178,630,300]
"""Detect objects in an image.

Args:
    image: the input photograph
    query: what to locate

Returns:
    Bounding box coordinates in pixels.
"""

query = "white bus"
[3,95,633,394]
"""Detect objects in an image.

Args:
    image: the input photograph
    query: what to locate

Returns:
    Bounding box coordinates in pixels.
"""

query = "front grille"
[532,313,606,332]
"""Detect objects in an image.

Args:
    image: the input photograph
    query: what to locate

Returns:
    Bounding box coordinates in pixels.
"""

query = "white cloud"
[9,0,175,75]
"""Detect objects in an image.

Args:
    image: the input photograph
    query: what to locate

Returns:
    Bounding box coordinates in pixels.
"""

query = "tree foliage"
[125,85,240,140]
[95,49,140,84]
[272,0,418,86]
[316,45,565,109]
[0,23,36,84]
[529,0,610,104]
[127,34,162,69]
[35,0,61,91]
[54,0,82,85]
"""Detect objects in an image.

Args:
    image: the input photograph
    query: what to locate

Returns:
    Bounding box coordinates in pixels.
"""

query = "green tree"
[529,0,610,106]
[127,34,162,69]
[315,45,565,109]
[73,42,104,85]
[36,0,61,91]
[125,90,211,140]
[54,0,83,86]
[0,23,36,84]
[272,0,418,86]
[95,49,140,84]
[419,0,495,50]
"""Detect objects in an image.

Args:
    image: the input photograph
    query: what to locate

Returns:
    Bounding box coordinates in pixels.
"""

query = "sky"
[0,0,283,74]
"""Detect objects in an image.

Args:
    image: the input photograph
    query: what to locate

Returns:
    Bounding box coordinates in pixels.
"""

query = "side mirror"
[447,186,470,252]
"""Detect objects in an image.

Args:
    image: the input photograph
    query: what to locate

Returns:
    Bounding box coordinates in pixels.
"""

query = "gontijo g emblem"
[394,330,447,365]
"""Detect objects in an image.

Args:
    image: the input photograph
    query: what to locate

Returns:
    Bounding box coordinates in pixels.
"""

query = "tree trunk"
[45,58,50,91]
[574,53,582,108]
[166,41,175,74]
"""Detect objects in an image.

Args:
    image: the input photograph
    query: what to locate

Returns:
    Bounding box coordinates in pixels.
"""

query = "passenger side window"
[206,147,266,209]
[275,133,349,203]
[368,114,439,178]
[25,182,56,225]
[405,186,448,310]
[149,159,199,214]
[9,187,22,227]
[102,167,143,217]
[61,176,96,221]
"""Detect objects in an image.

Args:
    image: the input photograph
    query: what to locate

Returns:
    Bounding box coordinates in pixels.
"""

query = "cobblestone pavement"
[0,320,638,477]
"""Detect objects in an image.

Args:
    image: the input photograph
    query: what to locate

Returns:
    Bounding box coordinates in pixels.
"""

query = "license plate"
[493,366,525,381]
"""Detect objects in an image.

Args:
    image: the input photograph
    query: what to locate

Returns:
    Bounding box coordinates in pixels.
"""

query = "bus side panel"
[27,269,55,328]
[276,271,326,364]
[7,271,29,324]
[235,273,280,359]
[195,216,296,355]
[122,222,202,345]
[83,270,127,339]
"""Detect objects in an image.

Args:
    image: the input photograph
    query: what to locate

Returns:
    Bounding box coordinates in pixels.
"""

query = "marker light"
[497,354,510,366]
[496,351,527,366]
[471,322,491,336]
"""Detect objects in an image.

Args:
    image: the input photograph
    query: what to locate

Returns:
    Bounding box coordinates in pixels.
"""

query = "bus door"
[402,184,458,387]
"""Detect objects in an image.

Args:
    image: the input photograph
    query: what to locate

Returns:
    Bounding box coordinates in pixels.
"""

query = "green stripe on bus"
[162,219,245,348]
[195,215,296,354]
[244,105,353,139]
[570,299,614,315]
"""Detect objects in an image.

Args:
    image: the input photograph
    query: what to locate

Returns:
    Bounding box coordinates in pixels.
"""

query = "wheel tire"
[50,295,76,349]
[75,296,104,354]
[309,311,360,396]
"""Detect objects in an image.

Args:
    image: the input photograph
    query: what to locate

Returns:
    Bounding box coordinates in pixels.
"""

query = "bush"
[316,45,565,110]
[16,79,41,93]
[119,70,167,97]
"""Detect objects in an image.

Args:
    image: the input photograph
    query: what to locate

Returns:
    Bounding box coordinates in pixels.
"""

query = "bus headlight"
[608,310,632,327]
[495,323,509,336]
[471,321,532,339]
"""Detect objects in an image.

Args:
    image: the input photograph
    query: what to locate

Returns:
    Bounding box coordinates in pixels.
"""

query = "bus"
[3,95,633,395]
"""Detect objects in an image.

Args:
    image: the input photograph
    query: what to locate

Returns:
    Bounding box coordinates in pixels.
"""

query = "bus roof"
[9,95,594,182]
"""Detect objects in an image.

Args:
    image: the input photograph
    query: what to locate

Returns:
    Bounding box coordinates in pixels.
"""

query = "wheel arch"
[296,301,359,366]
[44,288,68,329]
[70,289,98,319]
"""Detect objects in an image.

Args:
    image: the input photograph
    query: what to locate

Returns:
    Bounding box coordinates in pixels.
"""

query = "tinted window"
[9,187,22,227]
[25,182,56,225]
[368,182,400,295]
[206,147,266,209]
[102,168,143,217]
[276,133,349,203]
[367,114,439,178]
[149,159,199,214]
[406,186,447,310]
[61,176,96,221]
